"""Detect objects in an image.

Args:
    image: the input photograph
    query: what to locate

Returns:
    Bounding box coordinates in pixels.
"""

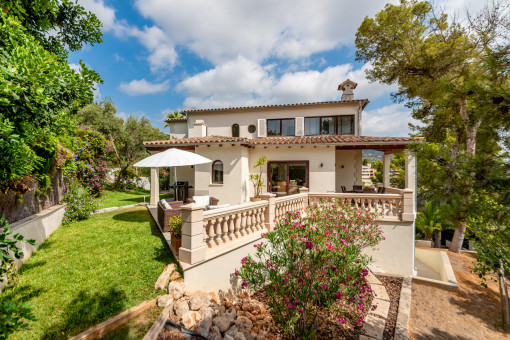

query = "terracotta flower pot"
[250,197,262,202]
[171,232,182,253]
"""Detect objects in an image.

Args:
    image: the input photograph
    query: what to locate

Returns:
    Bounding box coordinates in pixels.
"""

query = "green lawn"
[98,188,173,209]
[1,207,176,340]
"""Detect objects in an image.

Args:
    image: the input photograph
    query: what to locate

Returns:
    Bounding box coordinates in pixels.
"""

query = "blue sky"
[72,0,479,136]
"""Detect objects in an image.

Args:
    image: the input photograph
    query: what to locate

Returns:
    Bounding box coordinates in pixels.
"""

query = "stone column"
[401,189,416,221]
[404,149,416,190]
[382,153,391,188]
[150,167,160,206]
[261,193,276,230]
[179,204,207,264]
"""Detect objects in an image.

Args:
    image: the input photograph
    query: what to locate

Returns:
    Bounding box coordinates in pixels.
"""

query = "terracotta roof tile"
[143,135,424,147]
[164,117,187,122]
[181,99,369,114]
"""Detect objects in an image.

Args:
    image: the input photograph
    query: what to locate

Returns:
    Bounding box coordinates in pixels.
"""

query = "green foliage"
[62,180,99,225]
[2,0,103,59]
[0,300,36,340]
[237,200,383,338]
[468,193,510,288]
[0,215,37,338]
[250,155,268,198]
[355,0,510,252]
[0,14,101,194]
[415,201,450,240]
[164,110,185,128]
[167,216,182,237]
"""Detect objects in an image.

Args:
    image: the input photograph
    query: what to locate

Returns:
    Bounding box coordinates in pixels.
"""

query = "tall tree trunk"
[434,230,442,248]
[112,164,129,190]
[449,100,481,253]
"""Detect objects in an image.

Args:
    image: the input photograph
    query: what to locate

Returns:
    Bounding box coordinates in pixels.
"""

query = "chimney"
[189,119,207,138]
[338,79,357,101]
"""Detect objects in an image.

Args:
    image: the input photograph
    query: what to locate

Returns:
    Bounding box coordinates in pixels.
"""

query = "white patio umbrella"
[133,148,212,168]
[133,148,212,204]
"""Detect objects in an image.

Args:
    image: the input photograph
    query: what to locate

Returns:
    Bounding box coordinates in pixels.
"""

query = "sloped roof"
[181,99,369,114]
[144,135,424,148]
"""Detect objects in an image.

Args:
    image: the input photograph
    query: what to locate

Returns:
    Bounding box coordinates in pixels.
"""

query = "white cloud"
[119,79,170,96]
[177,57,395,109]
[362,104,418,137]
[134,0,395,65]
[79,0,116,32]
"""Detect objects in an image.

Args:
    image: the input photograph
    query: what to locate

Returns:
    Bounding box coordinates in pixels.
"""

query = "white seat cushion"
[161,200,172,210]
[193,195,210,206]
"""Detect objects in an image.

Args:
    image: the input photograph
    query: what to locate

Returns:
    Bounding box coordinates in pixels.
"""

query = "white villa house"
[145,80,423,293]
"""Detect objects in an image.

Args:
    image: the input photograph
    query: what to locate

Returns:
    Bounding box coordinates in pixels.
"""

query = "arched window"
[232,124,240,137]
[212,160,223,183]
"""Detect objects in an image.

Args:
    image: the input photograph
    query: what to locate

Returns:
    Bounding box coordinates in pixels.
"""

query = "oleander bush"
[236,199,384,338]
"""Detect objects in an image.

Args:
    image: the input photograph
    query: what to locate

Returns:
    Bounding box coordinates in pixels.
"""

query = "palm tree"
[416,201,449,247]
[164,111,184,128]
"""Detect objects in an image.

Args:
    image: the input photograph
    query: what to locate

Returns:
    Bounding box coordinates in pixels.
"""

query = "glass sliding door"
[268,161,309,196]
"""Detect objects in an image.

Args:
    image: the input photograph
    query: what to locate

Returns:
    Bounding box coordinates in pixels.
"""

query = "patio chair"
[157,199,184,232]
[363,187,377,194]
[377,186,386,194]
[352,185,363,193]
[341,185,347,193]
[186,195,219,209]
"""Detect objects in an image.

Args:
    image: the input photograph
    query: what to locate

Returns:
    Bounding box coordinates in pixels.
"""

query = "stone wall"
[0,170,68,224]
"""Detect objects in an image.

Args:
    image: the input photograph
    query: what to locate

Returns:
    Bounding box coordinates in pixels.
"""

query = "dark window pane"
[322,117,336,135]
[281,119,295,136]
[248,124,256,133]
[213,161,223,183]
[305,117,320,135]
[270,163,287,195]
[267,120,281,136]
[232,124,239,137]
[339,115,354,134]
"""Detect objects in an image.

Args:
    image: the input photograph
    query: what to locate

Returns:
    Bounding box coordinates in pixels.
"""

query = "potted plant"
[168,215,182,252]
[249,155,268,202]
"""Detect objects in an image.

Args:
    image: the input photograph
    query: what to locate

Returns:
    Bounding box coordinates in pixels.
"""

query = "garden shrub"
[62,180,99,225]
[236,199,384,338]
[168,216,182,237]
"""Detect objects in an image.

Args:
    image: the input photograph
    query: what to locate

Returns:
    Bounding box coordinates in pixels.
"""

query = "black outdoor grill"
[171,181,193,202]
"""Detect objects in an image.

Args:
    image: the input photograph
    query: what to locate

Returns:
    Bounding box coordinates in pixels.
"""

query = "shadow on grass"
[41,287,127,340]
[1,284,45,305]
[112,210,151,223]
[19,260,47,273]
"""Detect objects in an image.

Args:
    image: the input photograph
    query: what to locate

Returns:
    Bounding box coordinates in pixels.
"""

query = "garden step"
[370,298,390,319]
[370,283,390,301]
[361,315,385,339]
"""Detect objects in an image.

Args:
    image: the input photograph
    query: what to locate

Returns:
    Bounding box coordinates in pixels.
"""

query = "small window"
[338,115,354,134]
[267,119,295,136]
[212,160,223,183]
[232,124,240,137]
[248,124,256,133]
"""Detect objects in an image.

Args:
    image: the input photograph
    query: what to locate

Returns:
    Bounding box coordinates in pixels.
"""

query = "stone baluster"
[179,203,206,265]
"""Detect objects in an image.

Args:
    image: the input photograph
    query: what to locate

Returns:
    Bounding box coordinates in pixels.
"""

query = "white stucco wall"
[194,145,248,205]
[187,104,360,138]
[183,236,263,296]
[364,221,415,276]
[335,149,362,191]
[169,121,188,139]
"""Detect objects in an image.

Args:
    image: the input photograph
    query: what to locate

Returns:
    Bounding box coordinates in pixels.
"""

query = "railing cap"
[182,203,206,211]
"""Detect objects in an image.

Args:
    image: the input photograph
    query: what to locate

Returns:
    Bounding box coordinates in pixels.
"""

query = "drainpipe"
[358,102,362,135]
